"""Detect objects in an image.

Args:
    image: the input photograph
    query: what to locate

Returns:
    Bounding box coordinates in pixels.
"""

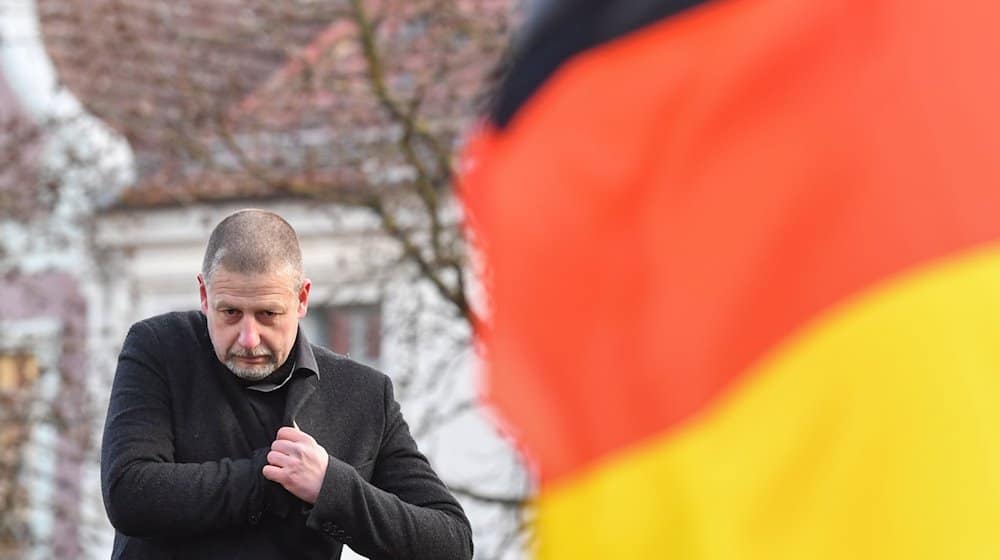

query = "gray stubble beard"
[225,346,277,381]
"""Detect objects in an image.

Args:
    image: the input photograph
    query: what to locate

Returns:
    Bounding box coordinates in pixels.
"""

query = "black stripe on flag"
[491,0,713,128]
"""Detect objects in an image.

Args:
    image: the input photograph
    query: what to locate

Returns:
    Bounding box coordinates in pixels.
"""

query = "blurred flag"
[462,0,1000,557]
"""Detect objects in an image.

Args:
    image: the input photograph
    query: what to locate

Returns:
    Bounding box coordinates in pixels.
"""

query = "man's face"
[198,266,311,381]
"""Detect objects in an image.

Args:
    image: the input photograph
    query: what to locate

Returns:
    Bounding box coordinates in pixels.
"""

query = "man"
[101,209,473,559]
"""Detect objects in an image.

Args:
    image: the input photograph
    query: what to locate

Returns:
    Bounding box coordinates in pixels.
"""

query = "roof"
[39,0,343,148]
[38,0,514,209]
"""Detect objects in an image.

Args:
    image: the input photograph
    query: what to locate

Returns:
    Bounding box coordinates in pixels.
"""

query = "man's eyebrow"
[214,299,287,312]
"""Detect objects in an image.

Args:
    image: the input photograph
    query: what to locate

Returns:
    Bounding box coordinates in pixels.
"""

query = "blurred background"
[0,0,531,558]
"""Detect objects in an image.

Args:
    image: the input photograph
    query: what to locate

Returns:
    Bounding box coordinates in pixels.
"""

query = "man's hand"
[262,426,330,504]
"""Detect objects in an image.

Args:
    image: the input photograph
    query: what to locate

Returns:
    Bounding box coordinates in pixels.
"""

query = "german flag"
[461,0,1000,557]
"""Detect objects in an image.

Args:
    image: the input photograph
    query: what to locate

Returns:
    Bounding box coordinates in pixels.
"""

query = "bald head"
[201,209,303,288]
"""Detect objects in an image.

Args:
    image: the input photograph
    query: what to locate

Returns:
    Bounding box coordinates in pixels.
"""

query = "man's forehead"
[208,266,300,290]
[207,278,299,304]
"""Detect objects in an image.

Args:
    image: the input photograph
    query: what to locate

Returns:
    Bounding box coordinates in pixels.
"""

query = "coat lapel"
[284,372,318,429]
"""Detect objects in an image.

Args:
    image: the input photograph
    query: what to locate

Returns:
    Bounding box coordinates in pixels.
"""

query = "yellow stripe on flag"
[536,244,1000,559]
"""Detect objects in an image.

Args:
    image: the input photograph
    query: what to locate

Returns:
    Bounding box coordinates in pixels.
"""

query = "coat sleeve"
[305,376,474,559]
[101,321,294,538]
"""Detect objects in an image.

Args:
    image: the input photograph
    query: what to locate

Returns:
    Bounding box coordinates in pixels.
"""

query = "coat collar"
[284,326,320,427]
[200,312,324,446]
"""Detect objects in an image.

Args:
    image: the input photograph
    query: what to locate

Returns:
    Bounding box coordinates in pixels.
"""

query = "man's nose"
[237,318,261,349]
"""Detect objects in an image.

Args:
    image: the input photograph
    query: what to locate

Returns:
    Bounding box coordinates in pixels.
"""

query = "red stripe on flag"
[464,0,1000,483]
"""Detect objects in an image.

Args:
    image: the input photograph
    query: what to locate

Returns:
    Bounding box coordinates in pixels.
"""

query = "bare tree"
[0,102,128,557]
[0,70,114,553]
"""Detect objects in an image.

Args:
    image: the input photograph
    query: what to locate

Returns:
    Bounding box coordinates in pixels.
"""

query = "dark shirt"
[237,340,312,441]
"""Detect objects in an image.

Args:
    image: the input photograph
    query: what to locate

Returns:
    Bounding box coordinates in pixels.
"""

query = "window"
[0,351,40,557]
[0,352,39,393]
[301,303,381,367]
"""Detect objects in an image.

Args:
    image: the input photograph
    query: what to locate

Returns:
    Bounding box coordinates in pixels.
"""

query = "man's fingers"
[267,450,293,468]
[262,464,283,482]
[275,426,312,443]
[270,439,298,456]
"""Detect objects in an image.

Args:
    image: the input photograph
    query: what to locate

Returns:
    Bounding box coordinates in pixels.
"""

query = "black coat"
[101,311,473,559]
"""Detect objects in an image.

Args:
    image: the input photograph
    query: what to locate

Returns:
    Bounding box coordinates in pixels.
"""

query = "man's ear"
[198,273,209,313]
[297,278,312,318]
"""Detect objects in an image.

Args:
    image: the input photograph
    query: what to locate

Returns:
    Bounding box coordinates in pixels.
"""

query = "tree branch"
[447,484,527,508]
[364,196,472,320]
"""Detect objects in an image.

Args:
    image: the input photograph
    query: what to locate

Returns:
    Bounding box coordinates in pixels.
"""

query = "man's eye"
[222,309,240,317]
[260,311,278,318]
